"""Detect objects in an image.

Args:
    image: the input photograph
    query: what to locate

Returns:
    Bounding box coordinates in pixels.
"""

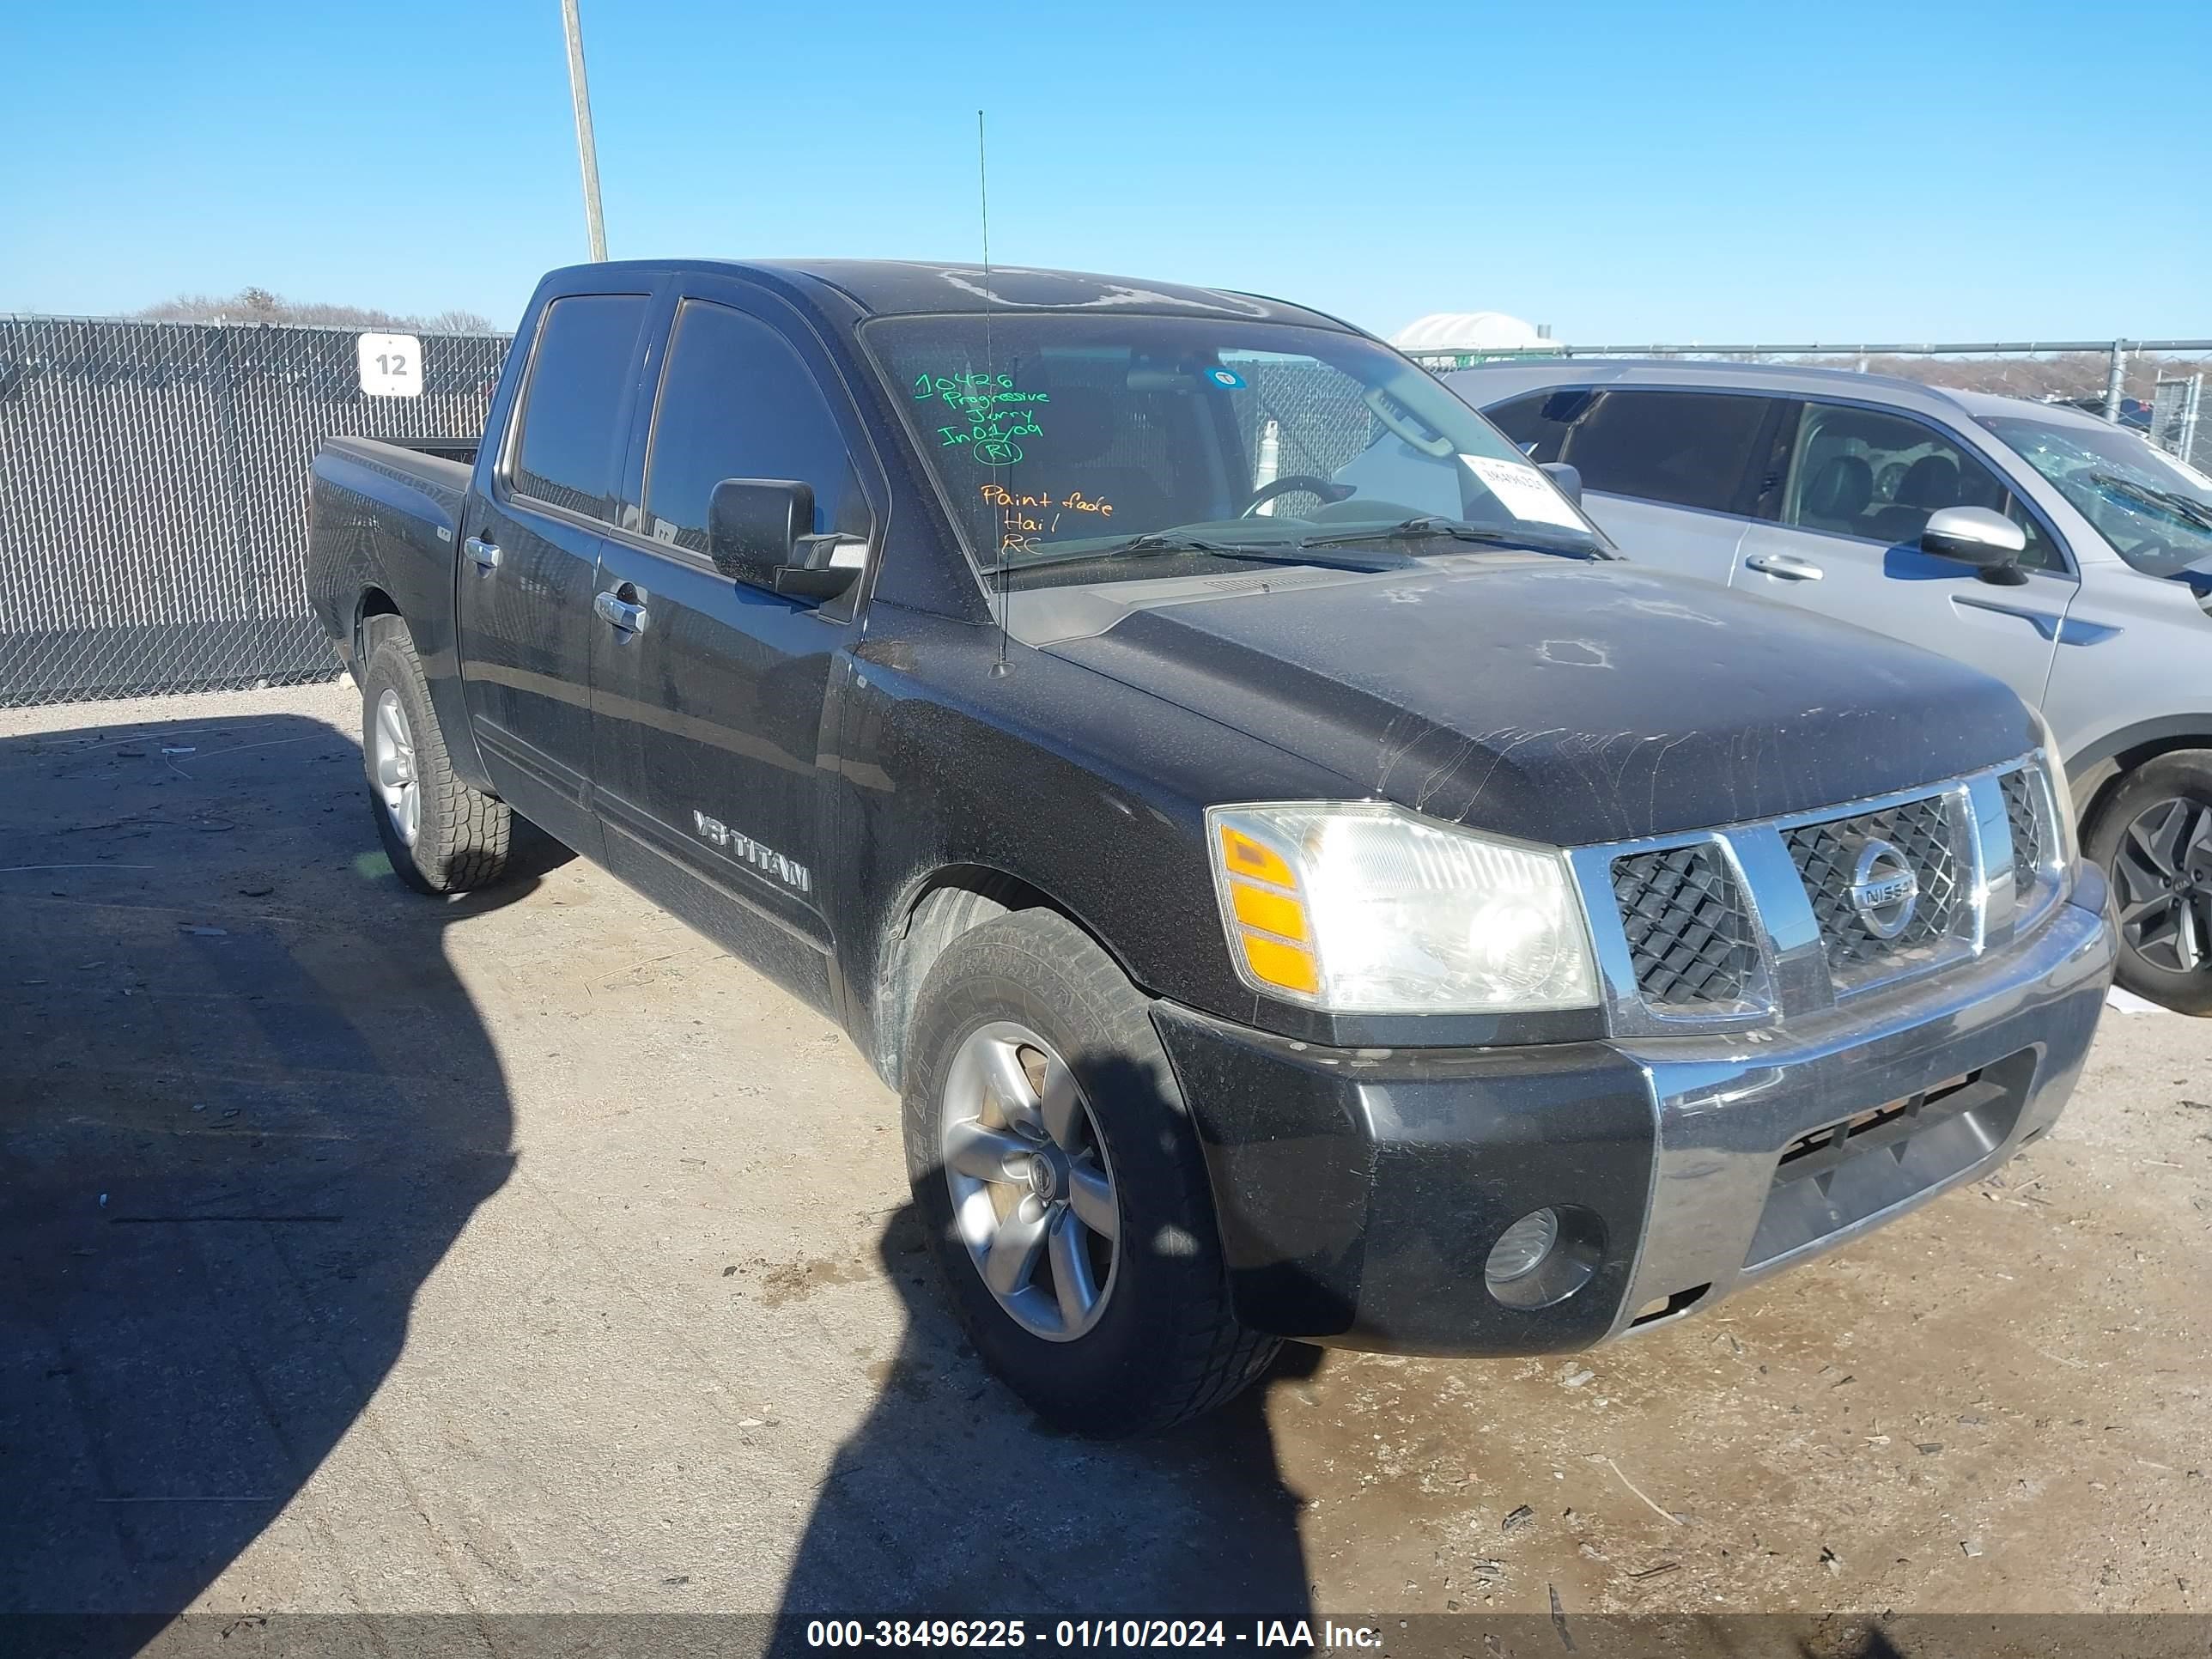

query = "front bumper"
[1152,874,2115,1355]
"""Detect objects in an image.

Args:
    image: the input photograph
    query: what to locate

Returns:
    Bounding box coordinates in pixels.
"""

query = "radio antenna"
[979,108,1012,679]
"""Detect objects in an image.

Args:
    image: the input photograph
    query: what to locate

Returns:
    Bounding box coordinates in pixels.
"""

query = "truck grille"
[1610,843,1757,1007]
[1576,757,2063,1033]
[2000,768,2043,898]
[1784,794,1963,983]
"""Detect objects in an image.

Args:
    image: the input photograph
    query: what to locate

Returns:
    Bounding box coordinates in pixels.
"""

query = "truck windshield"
[1980,414,2212,578]
[863,313,1601,585]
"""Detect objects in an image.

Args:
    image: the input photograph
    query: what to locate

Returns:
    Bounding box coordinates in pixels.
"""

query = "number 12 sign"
[357,332,423,398]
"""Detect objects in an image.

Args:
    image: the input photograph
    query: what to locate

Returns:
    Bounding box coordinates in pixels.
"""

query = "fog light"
[1484,1204,1603,1310]
[1486,1207,1559,1285]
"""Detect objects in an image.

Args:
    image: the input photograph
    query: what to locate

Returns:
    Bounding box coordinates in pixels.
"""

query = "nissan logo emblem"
[1848,837,1920,939]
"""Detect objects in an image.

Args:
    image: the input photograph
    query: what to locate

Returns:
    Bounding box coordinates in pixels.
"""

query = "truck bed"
[305,436,476,689]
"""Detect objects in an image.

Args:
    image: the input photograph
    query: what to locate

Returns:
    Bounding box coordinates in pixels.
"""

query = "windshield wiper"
[1298,515,1607,557]
[1003,532,1398,576]
[2084,472,2212,533]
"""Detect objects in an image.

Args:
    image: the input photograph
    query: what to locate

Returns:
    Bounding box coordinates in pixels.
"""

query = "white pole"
[1254,419,1281,515]
[560,0,609,262]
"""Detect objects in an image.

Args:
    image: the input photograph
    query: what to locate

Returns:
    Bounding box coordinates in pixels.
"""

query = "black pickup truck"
[307,259,2114,1435]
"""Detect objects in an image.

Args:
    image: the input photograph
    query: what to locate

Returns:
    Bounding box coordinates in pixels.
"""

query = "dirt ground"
[2,680,2206,1634]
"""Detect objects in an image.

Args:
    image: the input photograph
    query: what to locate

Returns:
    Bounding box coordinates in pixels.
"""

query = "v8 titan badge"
[356,332,422,398]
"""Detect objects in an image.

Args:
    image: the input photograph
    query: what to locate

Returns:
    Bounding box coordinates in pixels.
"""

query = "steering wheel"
[1239,475,1352,517]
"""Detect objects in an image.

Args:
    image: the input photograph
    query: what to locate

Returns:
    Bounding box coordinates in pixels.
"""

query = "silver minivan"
[1454,360,2212,1012]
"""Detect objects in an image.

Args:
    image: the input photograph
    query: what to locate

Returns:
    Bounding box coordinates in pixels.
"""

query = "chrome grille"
[1611,843,1758,1007]
[1576,756,2059,1035]
[2000,768,2043,897]
[1784,794,1963,981]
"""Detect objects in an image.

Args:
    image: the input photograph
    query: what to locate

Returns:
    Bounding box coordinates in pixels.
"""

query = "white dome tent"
[1390,311,1558,365]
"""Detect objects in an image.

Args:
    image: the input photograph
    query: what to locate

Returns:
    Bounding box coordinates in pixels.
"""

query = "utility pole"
[2103,339,2129,425]
[559,0,608,262]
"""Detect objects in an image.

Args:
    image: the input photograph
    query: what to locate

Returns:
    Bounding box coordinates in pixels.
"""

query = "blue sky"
[4,0,2205,343]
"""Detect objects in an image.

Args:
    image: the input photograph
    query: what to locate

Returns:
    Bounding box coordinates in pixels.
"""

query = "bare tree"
[140,288,497,334]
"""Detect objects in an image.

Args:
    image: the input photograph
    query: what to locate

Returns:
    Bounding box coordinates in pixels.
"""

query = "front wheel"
[2086,749,2212,1015]
[901,909,1278,1435]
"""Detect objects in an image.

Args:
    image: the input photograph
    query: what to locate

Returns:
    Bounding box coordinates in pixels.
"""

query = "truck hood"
[1038,556,2037,847]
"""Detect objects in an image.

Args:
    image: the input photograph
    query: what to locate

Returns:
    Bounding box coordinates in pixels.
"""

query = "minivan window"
[1784,402,2055,569]
[1980,414,2212,579]
[510,294,649,522]
[642,300,868,556]
[1493,388,1775,514]
[863,313,1601,587]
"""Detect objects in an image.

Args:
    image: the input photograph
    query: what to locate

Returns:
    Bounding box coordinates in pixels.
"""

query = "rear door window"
[509,294,650,523]
[1783,401,2057,568]
[1553,389,1778,514]
[641,299,869,555]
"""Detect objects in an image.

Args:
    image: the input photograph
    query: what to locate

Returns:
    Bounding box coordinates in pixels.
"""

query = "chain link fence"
[6,317,2208,708]
[1401,337,2212,475]
[0,316,510,707]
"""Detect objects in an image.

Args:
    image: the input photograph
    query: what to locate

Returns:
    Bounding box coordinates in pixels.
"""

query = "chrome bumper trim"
[1598,888,2112,1340]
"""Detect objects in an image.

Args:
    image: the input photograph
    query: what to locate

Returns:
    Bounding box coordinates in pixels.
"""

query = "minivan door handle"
[463,535,501,571]
[593,588,650,634]
[1745,551,1825,581]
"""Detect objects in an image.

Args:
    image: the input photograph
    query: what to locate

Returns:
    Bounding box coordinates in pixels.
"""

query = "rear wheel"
[2086,749,2212,1015]
[901,908,1278,1435]
[360,616,513,895]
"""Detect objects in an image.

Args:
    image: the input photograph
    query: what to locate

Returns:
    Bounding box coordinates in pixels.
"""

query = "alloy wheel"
[2112,795,2212,975]
[372,688,422,848]
[939,1021,1121,1341]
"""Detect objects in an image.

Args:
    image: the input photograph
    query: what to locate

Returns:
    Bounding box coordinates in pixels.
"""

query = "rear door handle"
[1745,551,1824,581]
[463,535,501,570]
[593,590,649,634]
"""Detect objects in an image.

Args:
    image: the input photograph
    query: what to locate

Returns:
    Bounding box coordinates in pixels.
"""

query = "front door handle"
[1745,551,1825,581]
[463,535,501,571]
[593,589,650,634]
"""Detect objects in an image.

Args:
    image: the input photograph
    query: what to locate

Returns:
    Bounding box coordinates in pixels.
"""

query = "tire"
[359,616,513,896]
[2084,749,2212,1016]
[901,908,1279,1436]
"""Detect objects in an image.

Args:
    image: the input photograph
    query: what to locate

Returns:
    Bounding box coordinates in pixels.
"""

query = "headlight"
[2030,710,2080,865]
[1206,801,1598,1013]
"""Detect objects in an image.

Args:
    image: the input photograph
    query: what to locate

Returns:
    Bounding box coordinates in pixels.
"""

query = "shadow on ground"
[770,1203,1320,1636]
[0,712,551,1625]
[0,707,1320,1644]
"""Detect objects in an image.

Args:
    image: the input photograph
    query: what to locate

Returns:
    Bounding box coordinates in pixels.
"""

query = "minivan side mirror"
[1540,461,1583,506]
[1921,505,2028,586]
[708,477,860,600]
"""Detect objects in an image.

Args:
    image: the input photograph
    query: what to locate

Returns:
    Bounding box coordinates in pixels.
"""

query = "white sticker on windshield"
[1462,455,1583,529]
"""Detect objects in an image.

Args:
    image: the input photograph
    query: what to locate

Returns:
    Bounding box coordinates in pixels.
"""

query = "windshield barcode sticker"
[1462,455,1583,529]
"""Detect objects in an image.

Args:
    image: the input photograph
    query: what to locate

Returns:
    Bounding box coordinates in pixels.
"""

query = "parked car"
[1456,360,2212,1013]
[307,261,2112,1435]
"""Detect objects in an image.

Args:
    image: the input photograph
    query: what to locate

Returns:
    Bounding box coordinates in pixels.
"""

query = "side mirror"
[1540,461,1583,506]
[708,477,859,600]
[1921,505,2028,585]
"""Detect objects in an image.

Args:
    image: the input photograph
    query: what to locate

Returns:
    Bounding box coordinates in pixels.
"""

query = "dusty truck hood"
[1033,556,2039,847]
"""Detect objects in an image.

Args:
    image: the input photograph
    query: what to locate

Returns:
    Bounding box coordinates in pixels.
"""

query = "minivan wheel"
[359,616,514,895]
[901,908,1279,1436]
[2086,749,2212,1016]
